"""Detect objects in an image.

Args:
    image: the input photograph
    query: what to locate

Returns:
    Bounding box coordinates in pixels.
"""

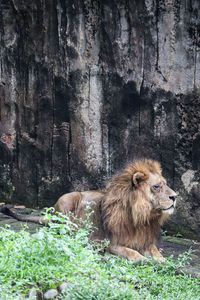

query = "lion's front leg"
[108,245,147,264]
[145,244,166,262]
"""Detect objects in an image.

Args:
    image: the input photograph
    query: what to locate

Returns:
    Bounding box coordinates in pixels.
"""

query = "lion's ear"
[132,172,148,187]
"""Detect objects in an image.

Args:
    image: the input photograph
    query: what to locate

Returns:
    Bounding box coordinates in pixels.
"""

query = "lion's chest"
[110,221,161,253]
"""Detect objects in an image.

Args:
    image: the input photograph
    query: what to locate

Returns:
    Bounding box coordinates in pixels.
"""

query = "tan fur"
[53,159,177,263]
[98,159,177,262]
[0,159,177,263]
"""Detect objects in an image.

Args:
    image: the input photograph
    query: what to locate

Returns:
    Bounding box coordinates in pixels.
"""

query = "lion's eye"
[153,184,160,190]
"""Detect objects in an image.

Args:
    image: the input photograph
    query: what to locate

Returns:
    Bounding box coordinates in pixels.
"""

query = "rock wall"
[0,0,200,239]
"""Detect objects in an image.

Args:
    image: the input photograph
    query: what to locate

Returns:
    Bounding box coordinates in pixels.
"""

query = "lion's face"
[106,159,177,227]
[132,166,177,220]
[146,173,177,215]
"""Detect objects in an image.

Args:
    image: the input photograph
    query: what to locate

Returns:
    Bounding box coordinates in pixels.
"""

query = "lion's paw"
[134,257,148,266]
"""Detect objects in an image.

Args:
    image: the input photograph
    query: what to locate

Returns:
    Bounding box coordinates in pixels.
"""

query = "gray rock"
[27,288,41,299]
[59,282,70,292]
[0,1,200,240]
[43,289,58,299]
[28,288,37,298]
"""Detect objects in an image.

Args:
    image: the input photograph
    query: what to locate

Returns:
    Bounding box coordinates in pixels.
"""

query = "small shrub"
[0,210,199,299]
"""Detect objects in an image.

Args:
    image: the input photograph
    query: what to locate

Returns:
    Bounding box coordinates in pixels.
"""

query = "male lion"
[0,159,177,263]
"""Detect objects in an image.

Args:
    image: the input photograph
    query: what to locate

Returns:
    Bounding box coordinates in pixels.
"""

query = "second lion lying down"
[1,159,177,263]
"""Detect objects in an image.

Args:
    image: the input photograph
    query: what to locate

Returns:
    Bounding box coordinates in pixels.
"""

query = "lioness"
[0,159,177,263]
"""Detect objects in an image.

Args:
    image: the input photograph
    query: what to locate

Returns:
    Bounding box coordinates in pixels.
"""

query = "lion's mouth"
[162,205,175,215]
[162,205,174,211]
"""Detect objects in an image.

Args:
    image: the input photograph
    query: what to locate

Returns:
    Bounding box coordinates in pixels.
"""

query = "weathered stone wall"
[0,0,200,239]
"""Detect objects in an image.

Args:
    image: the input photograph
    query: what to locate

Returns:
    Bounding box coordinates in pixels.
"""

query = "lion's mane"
[101,159,163,253]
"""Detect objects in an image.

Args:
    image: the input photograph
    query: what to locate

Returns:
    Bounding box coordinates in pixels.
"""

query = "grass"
[0,210,199,299]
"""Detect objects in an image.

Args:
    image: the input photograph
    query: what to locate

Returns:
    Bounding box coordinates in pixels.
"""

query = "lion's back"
[54,190,106,241]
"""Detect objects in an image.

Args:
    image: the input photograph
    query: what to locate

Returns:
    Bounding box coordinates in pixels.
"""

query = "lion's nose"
[169,195,177,202]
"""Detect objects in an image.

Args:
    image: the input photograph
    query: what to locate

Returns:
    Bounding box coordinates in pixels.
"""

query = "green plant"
[0,210,199,299]
[162,229,168,237]
[173,232,183,238]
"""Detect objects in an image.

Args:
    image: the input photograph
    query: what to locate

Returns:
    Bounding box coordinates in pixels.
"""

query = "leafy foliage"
[0,210,199,299]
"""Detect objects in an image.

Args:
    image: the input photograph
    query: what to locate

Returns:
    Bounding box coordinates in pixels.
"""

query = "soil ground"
[0,207,199,278]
